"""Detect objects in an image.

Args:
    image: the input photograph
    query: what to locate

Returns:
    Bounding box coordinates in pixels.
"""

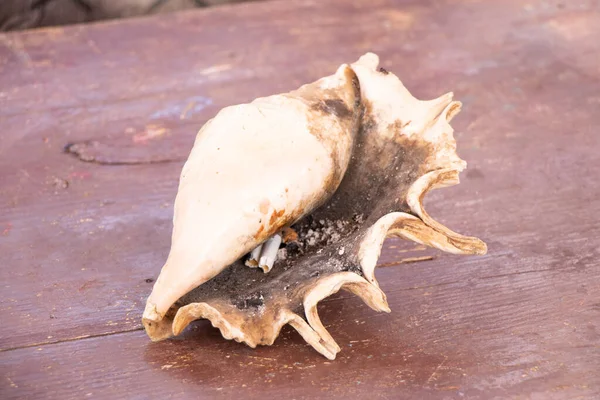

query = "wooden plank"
[1,0,600,398]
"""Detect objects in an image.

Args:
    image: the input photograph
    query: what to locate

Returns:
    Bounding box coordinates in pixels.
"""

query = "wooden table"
[1,0,599,398]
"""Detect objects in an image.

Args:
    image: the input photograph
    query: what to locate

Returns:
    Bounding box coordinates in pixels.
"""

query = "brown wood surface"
[1,0,599,398]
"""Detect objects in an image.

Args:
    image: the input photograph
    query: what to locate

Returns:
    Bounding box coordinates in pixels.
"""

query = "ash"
[286,214,364,257]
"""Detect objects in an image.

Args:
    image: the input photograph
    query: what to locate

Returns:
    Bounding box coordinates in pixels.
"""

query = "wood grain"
[1,0,599,398]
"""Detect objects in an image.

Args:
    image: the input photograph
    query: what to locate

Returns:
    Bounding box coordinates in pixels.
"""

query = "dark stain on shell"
[234,291,265,309]
[312,98,353,119]
[311,99,432,226]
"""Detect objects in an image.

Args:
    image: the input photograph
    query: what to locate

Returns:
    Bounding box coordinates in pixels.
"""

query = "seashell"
[142,53,487,359]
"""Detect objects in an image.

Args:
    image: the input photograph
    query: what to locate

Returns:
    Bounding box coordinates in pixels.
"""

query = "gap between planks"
[0,327,144,353]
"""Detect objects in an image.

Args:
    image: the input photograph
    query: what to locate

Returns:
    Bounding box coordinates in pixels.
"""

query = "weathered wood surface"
[1,0,599,398]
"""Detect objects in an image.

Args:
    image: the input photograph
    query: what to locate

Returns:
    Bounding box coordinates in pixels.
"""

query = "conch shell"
[142,53,487,359]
